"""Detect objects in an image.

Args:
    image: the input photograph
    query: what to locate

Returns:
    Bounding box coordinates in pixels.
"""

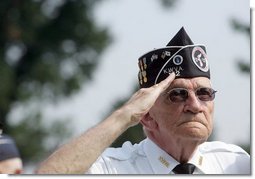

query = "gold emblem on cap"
[142,57,147,69]
[138,71,143,85]
[158,156,169,168]
[142,71,147,82]
[138,58,148,84]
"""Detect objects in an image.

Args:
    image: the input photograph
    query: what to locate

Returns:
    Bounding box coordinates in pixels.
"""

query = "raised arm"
[35,73,175,174]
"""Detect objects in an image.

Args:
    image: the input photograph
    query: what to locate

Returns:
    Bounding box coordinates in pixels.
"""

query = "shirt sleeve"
[85,156,110,174]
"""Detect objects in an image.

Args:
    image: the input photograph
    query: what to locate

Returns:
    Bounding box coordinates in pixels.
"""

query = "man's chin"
[179,121,207,129]
[178,126,209,141]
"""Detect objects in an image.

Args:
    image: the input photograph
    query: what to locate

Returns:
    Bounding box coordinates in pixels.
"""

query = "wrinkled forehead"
[169,77,212,89]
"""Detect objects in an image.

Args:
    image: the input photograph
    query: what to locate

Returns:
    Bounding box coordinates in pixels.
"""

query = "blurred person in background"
[0,132,23,174]
[36,27,250,174]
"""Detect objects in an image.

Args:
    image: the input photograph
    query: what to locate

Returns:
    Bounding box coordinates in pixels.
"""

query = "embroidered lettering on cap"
[163,66,184,76]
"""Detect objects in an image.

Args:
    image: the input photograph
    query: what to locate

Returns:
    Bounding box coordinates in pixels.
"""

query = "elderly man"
[0,134,23,174]
[36,27,250,174]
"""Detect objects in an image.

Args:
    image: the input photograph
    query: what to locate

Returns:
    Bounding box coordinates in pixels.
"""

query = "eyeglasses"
[166,87,217,103]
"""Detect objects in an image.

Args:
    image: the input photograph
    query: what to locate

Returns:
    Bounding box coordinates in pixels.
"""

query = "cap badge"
[192,47,209,72]
[173,55,183,65]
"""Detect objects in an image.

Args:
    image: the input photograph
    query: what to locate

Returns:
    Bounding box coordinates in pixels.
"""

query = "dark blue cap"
[0,134,20,161]
[138,27,210,88]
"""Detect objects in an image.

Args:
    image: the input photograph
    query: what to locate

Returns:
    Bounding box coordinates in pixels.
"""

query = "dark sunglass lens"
[169,89,188,102]
[196,88,215,101]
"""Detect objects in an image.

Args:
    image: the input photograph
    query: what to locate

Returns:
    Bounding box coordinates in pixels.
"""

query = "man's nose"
[183,92,203,114]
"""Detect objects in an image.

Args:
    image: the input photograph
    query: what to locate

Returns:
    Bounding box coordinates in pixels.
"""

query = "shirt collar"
[189,146,206,174]
[143,138,178,174]
[143,138,206,174]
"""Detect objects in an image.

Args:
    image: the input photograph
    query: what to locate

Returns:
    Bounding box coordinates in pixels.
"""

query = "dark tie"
[172,163,196,174]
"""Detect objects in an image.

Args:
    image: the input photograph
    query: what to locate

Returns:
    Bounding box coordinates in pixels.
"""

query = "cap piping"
[154,44,205,85]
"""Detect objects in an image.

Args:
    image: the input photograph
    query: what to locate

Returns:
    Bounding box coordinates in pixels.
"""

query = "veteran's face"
[149,77,214,143]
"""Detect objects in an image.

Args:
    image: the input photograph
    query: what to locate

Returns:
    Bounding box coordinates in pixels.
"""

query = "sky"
[10,0,250,147]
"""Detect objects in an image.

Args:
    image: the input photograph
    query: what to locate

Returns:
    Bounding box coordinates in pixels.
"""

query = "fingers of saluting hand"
[152,72,176,93]
[133,72,176,104]
[123,73,176,126]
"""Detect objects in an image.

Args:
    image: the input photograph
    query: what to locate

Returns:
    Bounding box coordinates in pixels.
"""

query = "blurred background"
[0,0,250,174]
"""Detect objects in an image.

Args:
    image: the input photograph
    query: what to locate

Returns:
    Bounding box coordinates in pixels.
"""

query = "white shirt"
[86,138,250,174]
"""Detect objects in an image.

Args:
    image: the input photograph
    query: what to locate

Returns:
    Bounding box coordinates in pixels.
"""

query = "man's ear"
[140,112,158,131]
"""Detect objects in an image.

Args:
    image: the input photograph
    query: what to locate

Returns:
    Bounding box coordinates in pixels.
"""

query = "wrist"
[110,106,135,129]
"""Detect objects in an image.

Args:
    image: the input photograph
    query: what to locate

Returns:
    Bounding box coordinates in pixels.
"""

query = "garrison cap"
[138,27,210,88]
[0,134,20,161]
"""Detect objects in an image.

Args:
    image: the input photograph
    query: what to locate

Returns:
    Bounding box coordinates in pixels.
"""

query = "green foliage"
[237,60,250,73]
[105,91,146,147]
[1,0,110,106]
[8,112,72,163]
[230,18,250,74]
[112,124,145,147]
[230,18,250,154]
[0,0,110,165]
[230,18,250,37]
[238,144,250,155]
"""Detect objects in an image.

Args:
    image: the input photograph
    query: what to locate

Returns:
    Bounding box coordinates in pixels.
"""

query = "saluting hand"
[120,73,176,127]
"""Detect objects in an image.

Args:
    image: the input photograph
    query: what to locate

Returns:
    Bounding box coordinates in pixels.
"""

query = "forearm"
[36,108,131,174]
[36,73,175,174]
